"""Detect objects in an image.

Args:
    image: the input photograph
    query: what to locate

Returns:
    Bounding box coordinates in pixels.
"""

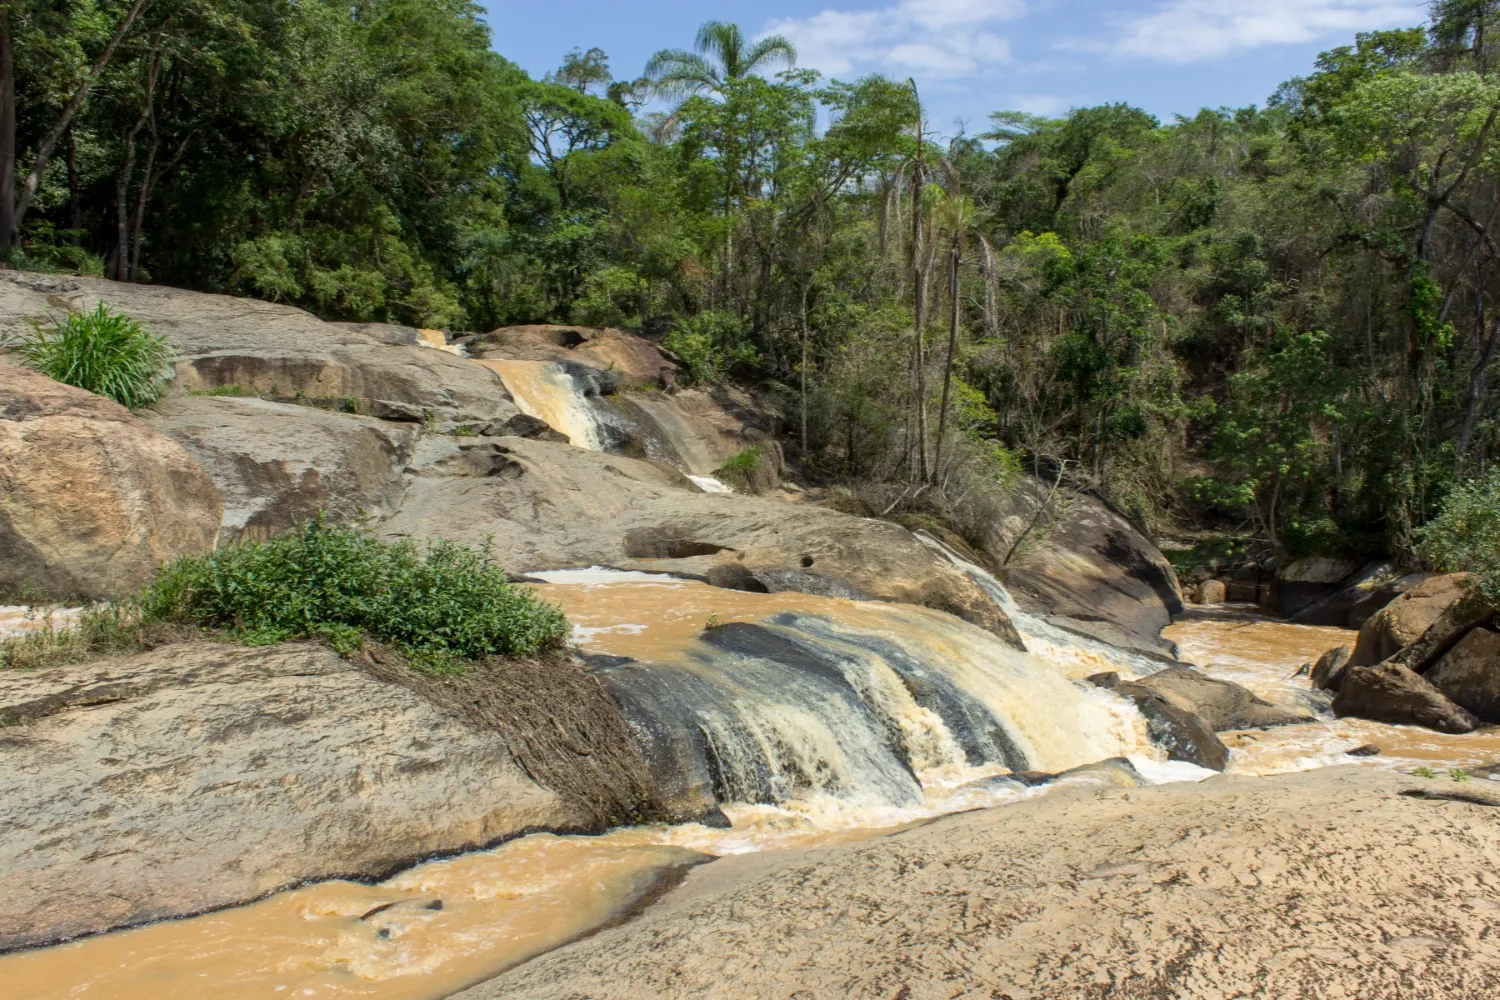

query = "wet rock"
[1424,627,1500,723]
[1332,662,1480,734]
[0,360,221,600]
[146,395,417,544]
[475,324,680,388]
[1310,645,1354,692]
[1198,579,1227,605]
[1086,671,1122,689]
[1469,761,1500,781]
[1125,666,1314,731]
[1351,574,1475,667]
[1111,681,1230,771]
[1346,744,1382,757]
[1273,557,1361,619]
[1291,563,1435,629]
[0,642,593,951]
[976,482,1184,658]
[499,413,570,442]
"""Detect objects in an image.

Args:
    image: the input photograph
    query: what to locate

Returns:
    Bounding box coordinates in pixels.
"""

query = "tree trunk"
[14,0,152,236]
[800,284,810,458]
[933,236,961,482]
[0,6,14,255]
[66,129,81,242]
[114,109,148,282]
[1458,311,1500,469]
[909,109,928,483]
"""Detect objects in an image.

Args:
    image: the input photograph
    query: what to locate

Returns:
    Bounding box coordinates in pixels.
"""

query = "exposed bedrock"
[0,360,220,600]
[0,271,520,431]
[460,767,1500,1000]
[387,435,1024,645]
[0,641,663,952]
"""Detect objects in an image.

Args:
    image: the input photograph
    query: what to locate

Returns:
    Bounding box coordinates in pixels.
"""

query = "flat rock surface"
[0,643,575,951]
[383,436,1021,643]
[464,767,1500,1000]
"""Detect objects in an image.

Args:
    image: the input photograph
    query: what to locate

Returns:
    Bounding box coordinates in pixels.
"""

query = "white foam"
[688,475,733,494]
[1128,756,1220,784]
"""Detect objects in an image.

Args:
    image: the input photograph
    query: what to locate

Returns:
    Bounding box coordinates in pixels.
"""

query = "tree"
[645,21,796,101]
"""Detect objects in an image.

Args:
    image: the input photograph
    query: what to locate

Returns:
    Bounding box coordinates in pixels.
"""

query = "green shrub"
[1417,473,1500,605]
[13,304,175,409]
[664,311,760,385]
[0,603,161,672]
[140,517,569,670]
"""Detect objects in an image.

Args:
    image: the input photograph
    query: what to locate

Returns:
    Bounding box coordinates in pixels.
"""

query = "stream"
[11,570,1500,999]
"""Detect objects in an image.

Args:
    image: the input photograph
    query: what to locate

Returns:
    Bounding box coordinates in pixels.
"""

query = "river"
[5,581,1498,1000]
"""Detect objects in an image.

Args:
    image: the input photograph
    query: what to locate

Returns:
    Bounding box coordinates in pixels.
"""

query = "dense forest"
[5,0,1500,574]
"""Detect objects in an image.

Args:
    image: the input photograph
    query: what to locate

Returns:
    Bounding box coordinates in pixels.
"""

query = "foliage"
[139,517,569,670]
[665,311,760,384]
[0,604,165,673]
[13,304,174,409]
[1418,473,1500,603]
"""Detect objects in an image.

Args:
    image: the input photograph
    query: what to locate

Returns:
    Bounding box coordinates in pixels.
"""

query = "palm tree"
[644,21,797,101]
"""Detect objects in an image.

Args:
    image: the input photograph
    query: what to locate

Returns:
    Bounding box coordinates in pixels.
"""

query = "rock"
[611,387,779,478]
[1310,645,1354,692]
[381,436,1024,647]
[474,324,679,387]
[1346,744,1382,757]
[0,641,663,951]
[146,395,417,543]
[1111,681,1230,771]
[1424,627,1500,723]
[1086,671,1122,688]
[0,271,520,432]
[1332,662,1480,734]
[459,769,1500,1000]
[1291,563,1436,629]
[1123,666,1315,731]
[979,481,1184,658]
[498,413,570,442]
[0,360,221,600]
[1388,589,1497,676]
[1198,579,1227,605]
[1351,573,1475,666]
[1470,761,1500,781]
[1272,557,1361,618]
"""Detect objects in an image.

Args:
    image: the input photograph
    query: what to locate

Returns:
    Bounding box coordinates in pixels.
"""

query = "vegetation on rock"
[11,305,173,409]
[4,1,1500,575]
[1,518,568,673]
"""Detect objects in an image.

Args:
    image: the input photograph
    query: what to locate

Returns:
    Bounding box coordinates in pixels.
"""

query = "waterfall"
[532,571,1153,819]
[914,530,1174,679]
[479,360,607,449]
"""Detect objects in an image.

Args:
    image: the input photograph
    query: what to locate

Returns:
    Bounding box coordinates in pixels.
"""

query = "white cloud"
[1087,0,1427,64]
[1009,92,1072,116]
[763,0,1025,80]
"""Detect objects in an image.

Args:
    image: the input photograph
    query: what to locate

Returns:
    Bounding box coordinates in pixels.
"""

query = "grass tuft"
[12,304,175,409]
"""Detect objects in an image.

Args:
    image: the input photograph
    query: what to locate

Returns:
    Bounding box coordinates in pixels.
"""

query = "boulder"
[1351,573,1475,666]
[0,360,221,600]
[978,481,1184,658]
[383,435,1024,647]
[1310,645,1354,692]
[146,395,418,543]
[0,271,520,432]
[1121,666,1314,731]
[1388,589,1497,677]
[1091,673,1228,770]
[1424,627,1500,723]
[1332,661,1479,734]
[1197,579,1227,605]
[1290,563,1434,629]
[0,641,662,951]
[1272,557,1361,618]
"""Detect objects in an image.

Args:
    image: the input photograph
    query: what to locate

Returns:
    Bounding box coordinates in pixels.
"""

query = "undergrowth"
[2,518,569,674]
[11,304,175,409]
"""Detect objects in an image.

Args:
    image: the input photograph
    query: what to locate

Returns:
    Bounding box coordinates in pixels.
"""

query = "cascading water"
[914,530,1176,679]
[477,360,607,449]
[532,569,1155,819]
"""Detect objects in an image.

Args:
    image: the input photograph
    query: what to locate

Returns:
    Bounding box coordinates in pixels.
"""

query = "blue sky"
[483,1,1431,134]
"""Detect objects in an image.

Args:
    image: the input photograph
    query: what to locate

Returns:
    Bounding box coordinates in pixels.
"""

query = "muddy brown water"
[7,585,1496,999]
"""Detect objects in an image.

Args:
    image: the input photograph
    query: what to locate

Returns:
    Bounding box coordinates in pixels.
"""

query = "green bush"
[1417,473,1500,605]
[141,517,569,670]
[664,311,761,384]
[13,304,175,409]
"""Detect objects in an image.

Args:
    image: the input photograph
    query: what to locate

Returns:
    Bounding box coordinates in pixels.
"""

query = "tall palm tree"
[644,21,797,101]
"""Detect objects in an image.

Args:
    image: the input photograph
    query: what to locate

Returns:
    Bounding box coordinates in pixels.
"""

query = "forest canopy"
[6,0,1500,569]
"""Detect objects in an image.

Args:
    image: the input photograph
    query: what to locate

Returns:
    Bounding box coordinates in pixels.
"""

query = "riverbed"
[5,588,1497,999]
